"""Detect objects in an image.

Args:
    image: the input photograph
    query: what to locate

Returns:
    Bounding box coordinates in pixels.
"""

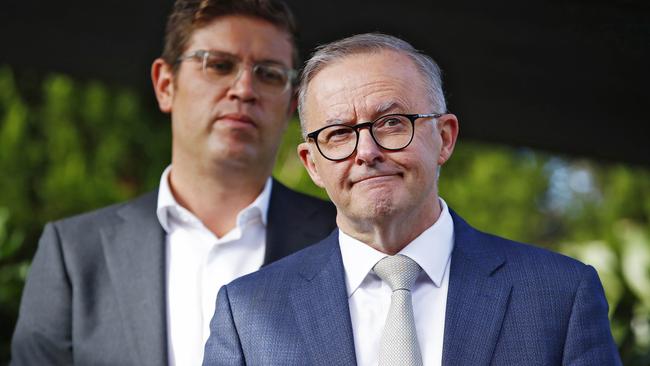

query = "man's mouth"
[217,113,257,128]
[351,173,403,186]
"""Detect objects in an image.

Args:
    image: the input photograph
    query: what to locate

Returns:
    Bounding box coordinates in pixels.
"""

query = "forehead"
[187,15,294,67]
[304,50,429,127]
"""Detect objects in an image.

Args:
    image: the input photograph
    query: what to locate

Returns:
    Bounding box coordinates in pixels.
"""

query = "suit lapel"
[100,192,168,366]
[289,232,357,366]
[442,212,511,366]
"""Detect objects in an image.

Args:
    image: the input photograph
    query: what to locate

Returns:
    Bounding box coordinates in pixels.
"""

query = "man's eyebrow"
[323,118,348,126]
[256,58,289,67]
[374,101,404,115]
[321,102,405,126]
[203,50,289,67]
[204,49,237,58]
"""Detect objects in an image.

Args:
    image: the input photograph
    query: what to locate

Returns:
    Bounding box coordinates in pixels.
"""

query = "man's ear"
[437,113,459,166]
[151,58,175,113]
[297,142,326,188]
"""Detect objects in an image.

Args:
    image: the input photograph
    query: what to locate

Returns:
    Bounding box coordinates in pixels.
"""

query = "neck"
[338,199,442,255]
[168,159,270,238]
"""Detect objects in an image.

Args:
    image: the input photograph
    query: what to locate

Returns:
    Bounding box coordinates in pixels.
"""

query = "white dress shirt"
[339,198,454,366]
[156,166,271,366]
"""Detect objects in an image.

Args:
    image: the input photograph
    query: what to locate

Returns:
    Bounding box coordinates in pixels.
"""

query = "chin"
[360,195,397,220]
[209,143,258,164]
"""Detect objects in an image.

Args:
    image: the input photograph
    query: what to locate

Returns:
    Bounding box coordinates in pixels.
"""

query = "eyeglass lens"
[201,52,291,94]
[315,115,414,160]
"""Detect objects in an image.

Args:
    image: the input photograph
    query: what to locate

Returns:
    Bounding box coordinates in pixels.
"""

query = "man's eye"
[324,128,354,142]
[255,66,286,85]
[385,118,401,126]
[375,116,408,130]
[205,59,235,74]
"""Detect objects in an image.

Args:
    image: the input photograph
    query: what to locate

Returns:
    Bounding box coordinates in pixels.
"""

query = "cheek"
[264,94,292,116]
[316,162,350,197]
[394,153,435,185]
[259,99,291,134]
[174,87,204,116]
[411,157,434,177]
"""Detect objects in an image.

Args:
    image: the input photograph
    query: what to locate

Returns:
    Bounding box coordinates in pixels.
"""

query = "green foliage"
[0,66,170,361]
[1,65,649,364]
[441,144,550,244]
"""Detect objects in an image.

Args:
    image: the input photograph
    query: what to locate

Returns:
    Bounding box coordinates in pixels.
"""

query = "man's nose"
[227,65,258,103]
[355,129,384,166]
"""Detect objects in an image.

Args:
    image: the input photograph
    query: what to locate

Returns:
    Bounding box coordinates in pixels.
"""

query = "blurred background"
[0,0,648,364]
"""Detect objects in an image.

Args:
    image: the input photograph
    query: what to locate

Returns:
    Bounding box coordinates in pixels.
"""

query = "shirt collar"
[156,165,273,233]
[241,178,272,227]
[339,198,455,297]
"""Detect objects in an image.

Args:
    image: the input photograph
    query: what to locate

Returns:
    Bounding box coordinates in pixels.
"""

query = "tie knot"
[373,254,422,292]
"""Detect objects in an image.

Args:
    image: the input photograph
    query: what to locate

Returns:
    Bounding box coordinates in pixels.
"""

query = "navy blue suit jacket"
[203,211,621,365]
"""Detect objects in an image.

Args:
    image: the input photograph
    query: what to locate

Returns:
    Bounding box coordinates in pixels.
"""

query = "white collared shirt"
[156,166,271,366]
[339,198,454,366]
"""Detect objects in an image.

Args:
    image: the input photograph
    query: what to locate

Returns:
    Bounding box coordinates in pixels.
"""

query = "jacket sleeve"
[203,285,246,366]
[11,223,74,365]
[562,265,622,366]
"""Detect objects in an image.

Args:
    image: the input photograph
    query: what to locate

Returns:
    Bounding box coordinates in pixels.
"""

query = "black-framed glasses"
[306,113,443,161]
[176,50,297,95]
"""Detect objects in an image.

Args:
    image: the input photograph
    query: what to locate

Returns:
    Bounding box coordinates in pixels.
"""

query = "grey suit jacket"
[11,179,336,366]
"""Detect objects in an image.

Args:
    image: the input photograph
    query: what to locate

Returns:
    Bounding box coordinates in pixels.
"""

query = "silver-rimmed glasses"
[306,113,443,161]
[176,50,297,95]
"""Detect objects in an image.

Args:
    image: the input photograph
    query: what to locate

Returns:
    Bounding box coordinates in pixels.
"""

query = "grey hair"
[297,32,447,135]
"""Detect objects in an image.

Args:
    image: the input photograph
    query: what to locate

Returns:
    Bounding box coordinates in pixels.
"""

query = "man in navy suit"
[203,33,621,365]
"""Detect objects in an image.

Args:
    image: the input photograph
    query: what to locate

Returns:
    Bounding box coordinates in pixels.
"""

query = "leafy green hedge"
[1,66,649,364]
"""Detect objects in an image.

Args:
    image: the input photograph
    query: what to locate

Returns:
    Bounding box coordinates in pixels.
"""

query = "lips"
[350,173,402,186]
[217,113,257,127]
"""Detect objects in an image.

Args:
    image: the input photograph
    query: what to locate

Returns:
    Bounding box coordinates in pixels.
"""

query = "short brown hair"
[161,0,299,70]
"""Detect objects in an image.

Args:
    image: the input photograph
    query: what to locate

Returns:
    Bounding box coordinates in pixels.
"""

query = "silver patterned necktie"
[373,254,423,366]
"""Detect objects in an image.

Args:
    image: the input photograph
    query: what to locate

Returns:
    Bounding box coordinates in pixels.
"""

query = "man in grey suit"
[11,0,335,365]
[203,33,621,365]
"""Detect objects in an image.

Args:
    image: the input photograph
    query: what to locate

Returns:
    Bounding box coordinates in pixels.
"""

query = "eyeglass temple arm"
[416,113,444,119]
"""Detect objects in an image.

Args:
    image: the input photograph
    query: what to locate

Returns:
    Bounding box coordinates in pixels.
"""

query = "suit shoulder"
[496,234,584,268]
[44,190,158,244]
[51,190,157,229]
[476,231,592,287]
[452,210,585,271]
[452,212,599,303]
[450,210,585,273]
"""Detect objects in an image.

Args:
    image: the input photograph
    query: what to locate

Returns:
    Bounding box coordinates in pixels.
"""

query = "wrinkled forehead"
[303,51,429,126]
